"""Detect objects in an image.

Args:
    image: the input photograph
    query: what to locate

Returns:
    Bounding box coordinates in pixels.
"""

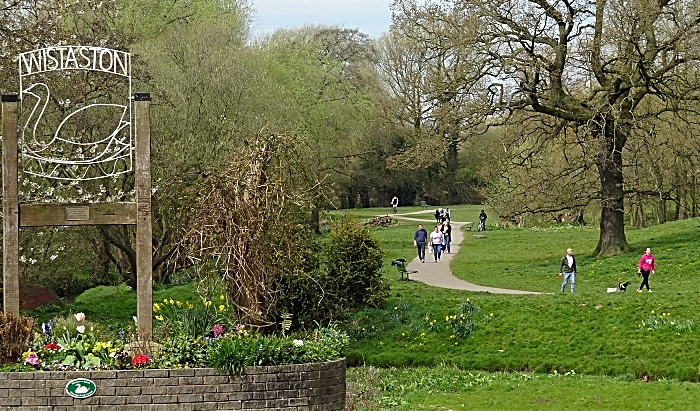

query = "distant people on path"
[434,208,442,224]
[444,208,451,222]
[429,225,445,262]
[413,224,428,263]
[442,221,452,254]
[559,248,576,293]
[637,247,656,293]
[391,196,399,214]
[478,210,487,231]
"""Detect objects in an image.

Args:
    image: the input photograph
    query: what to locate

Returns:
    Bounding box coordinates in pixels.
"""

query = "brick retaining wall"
[0,358,345,410]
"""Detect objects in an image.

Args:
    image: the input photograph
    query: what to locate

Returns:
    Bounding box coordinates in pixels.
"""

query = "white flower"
[74,312,85,322]
[293,339,304,347]
[76,325,85,333]
[133,316,138,325]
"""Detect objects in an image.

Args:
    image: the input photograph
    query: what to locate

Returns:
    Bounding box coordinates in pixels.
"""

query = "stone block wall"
[0,359,345,410]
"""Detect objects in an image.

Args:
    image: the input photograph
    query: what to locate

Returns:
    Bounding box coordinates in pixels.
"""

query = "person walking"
[391,195,399,214]
[559,248,576,293]
[637,247,656,293]
[429,225,445,262]
[442,221,452,254]
[478,210,487,231]
[413,224,428,263]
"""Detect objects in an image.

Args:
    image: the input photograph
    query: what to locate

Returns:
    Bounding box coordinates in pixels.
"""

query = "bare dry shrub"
[170,133,322,329]
[0,312,35,365]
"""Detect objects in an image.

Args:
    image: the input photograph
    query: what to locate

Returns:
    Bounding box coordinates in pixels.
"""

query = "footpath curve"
[389,210,542,295]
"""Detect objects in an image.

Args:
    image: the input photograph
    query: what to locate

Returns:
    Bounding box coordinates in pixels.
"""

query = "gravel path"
[390,210,542,295]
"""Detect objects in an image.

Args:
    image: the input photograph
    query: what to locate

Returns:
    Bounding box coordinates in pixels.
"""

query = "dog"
[607,281,631,293]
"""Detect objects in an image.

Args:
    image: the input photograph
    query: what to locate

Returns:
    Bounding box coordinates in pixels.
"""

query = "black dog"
[618,281,631,291]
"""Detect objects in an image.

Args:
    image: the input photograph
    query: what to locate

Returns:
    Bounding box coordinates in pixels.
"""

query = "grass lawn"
[27,204,700,409]
[347,365,700,410]
[335,205,700,409]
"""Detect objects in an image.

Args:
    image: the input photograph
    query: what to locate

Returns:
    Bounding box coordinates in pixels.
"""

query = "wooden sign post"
[134,92,153,340]
[2,94,20,315]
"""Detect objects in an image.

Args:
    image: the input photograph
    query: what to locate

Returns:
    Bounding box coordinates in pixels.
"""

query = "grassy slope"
[336,205,700,382]
[347,366,700,410]
[46,205,700,408]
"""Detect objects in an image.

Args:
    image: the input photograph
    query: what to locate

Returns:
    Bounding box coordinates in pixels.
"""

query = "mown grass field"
[32,204,700,409]
[334,205,700,410]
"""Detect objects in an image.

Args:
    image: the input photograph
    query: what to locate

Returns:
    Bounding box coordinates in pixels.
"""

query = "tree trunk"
[310,207,320,234]
[593,119,628,256]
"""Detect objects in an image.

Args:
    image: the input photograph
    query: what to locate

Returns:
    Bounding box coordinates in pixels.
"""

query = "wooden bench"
[464,222,474,230]
[391,259,417,281]
[419,201,428,209]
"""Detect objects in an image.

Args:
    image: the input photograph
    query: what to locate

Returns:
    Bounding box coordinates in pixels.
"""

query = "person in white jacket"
[429,226,445,262]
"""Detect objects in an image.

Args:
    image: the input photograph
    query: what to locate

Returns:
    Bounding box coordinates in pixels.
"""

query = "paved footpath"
[389,210,542,295]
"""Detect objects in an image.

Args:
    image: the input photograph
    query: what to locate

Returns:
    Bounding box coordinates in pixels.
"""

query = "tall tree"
[392,0,700,255]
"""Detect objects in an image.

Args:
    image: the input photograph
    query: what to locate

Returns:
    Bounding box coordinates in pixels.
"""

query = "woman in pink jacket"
[637,247,656,293]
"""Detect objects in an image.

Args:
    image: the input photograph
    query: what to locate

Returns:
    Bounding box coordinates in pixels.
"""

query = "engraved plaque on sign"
[65,206,90,221]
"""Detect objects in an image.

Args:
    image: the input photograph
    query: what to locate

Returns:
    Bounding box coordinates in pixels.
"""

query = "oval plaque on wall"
[65,378,97,399]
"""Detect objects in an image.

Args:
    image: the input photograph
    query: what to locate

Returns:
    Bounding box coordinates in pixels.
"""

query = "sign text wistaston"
[20,46,130,77]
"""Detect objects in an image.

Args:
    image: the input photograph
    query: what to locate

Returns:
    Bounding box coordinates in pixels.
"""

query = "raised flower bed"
[1,301,349,410]
[0,358,345,410]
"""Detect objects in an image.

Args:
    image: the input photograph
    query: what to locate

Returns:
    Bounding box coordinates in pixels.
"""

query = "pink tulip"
[74,312,85,322]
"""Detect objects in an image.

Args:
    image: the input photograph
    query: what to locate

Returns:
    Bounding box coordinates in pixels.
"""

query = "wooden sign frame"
[2,92,154,340]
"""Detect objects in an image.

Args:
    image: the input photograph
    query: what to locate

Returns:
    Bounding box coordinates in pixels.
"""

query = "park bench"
[464,222,474,230]
[419,201,428,209]
[391,259,417,281]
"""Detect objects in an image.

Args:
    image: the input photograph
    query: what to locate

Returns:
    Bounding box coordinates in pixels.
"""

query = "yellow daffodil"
[153,303,160,312]
[156,315,164,321]
[186,301,193,309]
[220,295,225,301]
[176,301,182,308]
[219,304,226,312]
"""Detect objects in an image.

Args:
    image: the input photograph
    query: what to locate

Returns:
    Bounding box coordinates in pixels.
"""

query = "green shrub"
[275,220,388,328]
[325,220,388,309]
[207,326,349,374]
[273,268,337,328]
[0,312,35,365]
[207,334,295,374]
[154,333,209,368]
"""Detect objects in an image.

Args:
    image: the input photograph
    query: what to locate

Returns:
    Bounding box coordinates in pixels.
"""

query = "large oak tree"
[392,0,700,255]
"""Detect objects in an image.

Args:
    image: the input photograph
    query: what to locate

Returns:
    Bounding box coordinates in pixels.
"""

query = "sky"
[250,0,393,39]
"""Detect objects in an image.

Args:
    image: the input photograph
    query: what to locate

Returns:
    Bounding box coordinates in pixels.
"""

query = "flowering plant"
[30,313,127,370]
[132,354,150,367]
[23,352,40,367]
[44,343,60,351]
[153,295,236,338]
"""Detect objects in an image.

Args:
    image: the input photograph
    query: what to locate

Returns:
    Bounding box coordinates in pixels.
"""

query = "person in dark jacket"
[559,248,576,293]
[442,222,452,254]
[478,210,487,231]
[413,224,428,263]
